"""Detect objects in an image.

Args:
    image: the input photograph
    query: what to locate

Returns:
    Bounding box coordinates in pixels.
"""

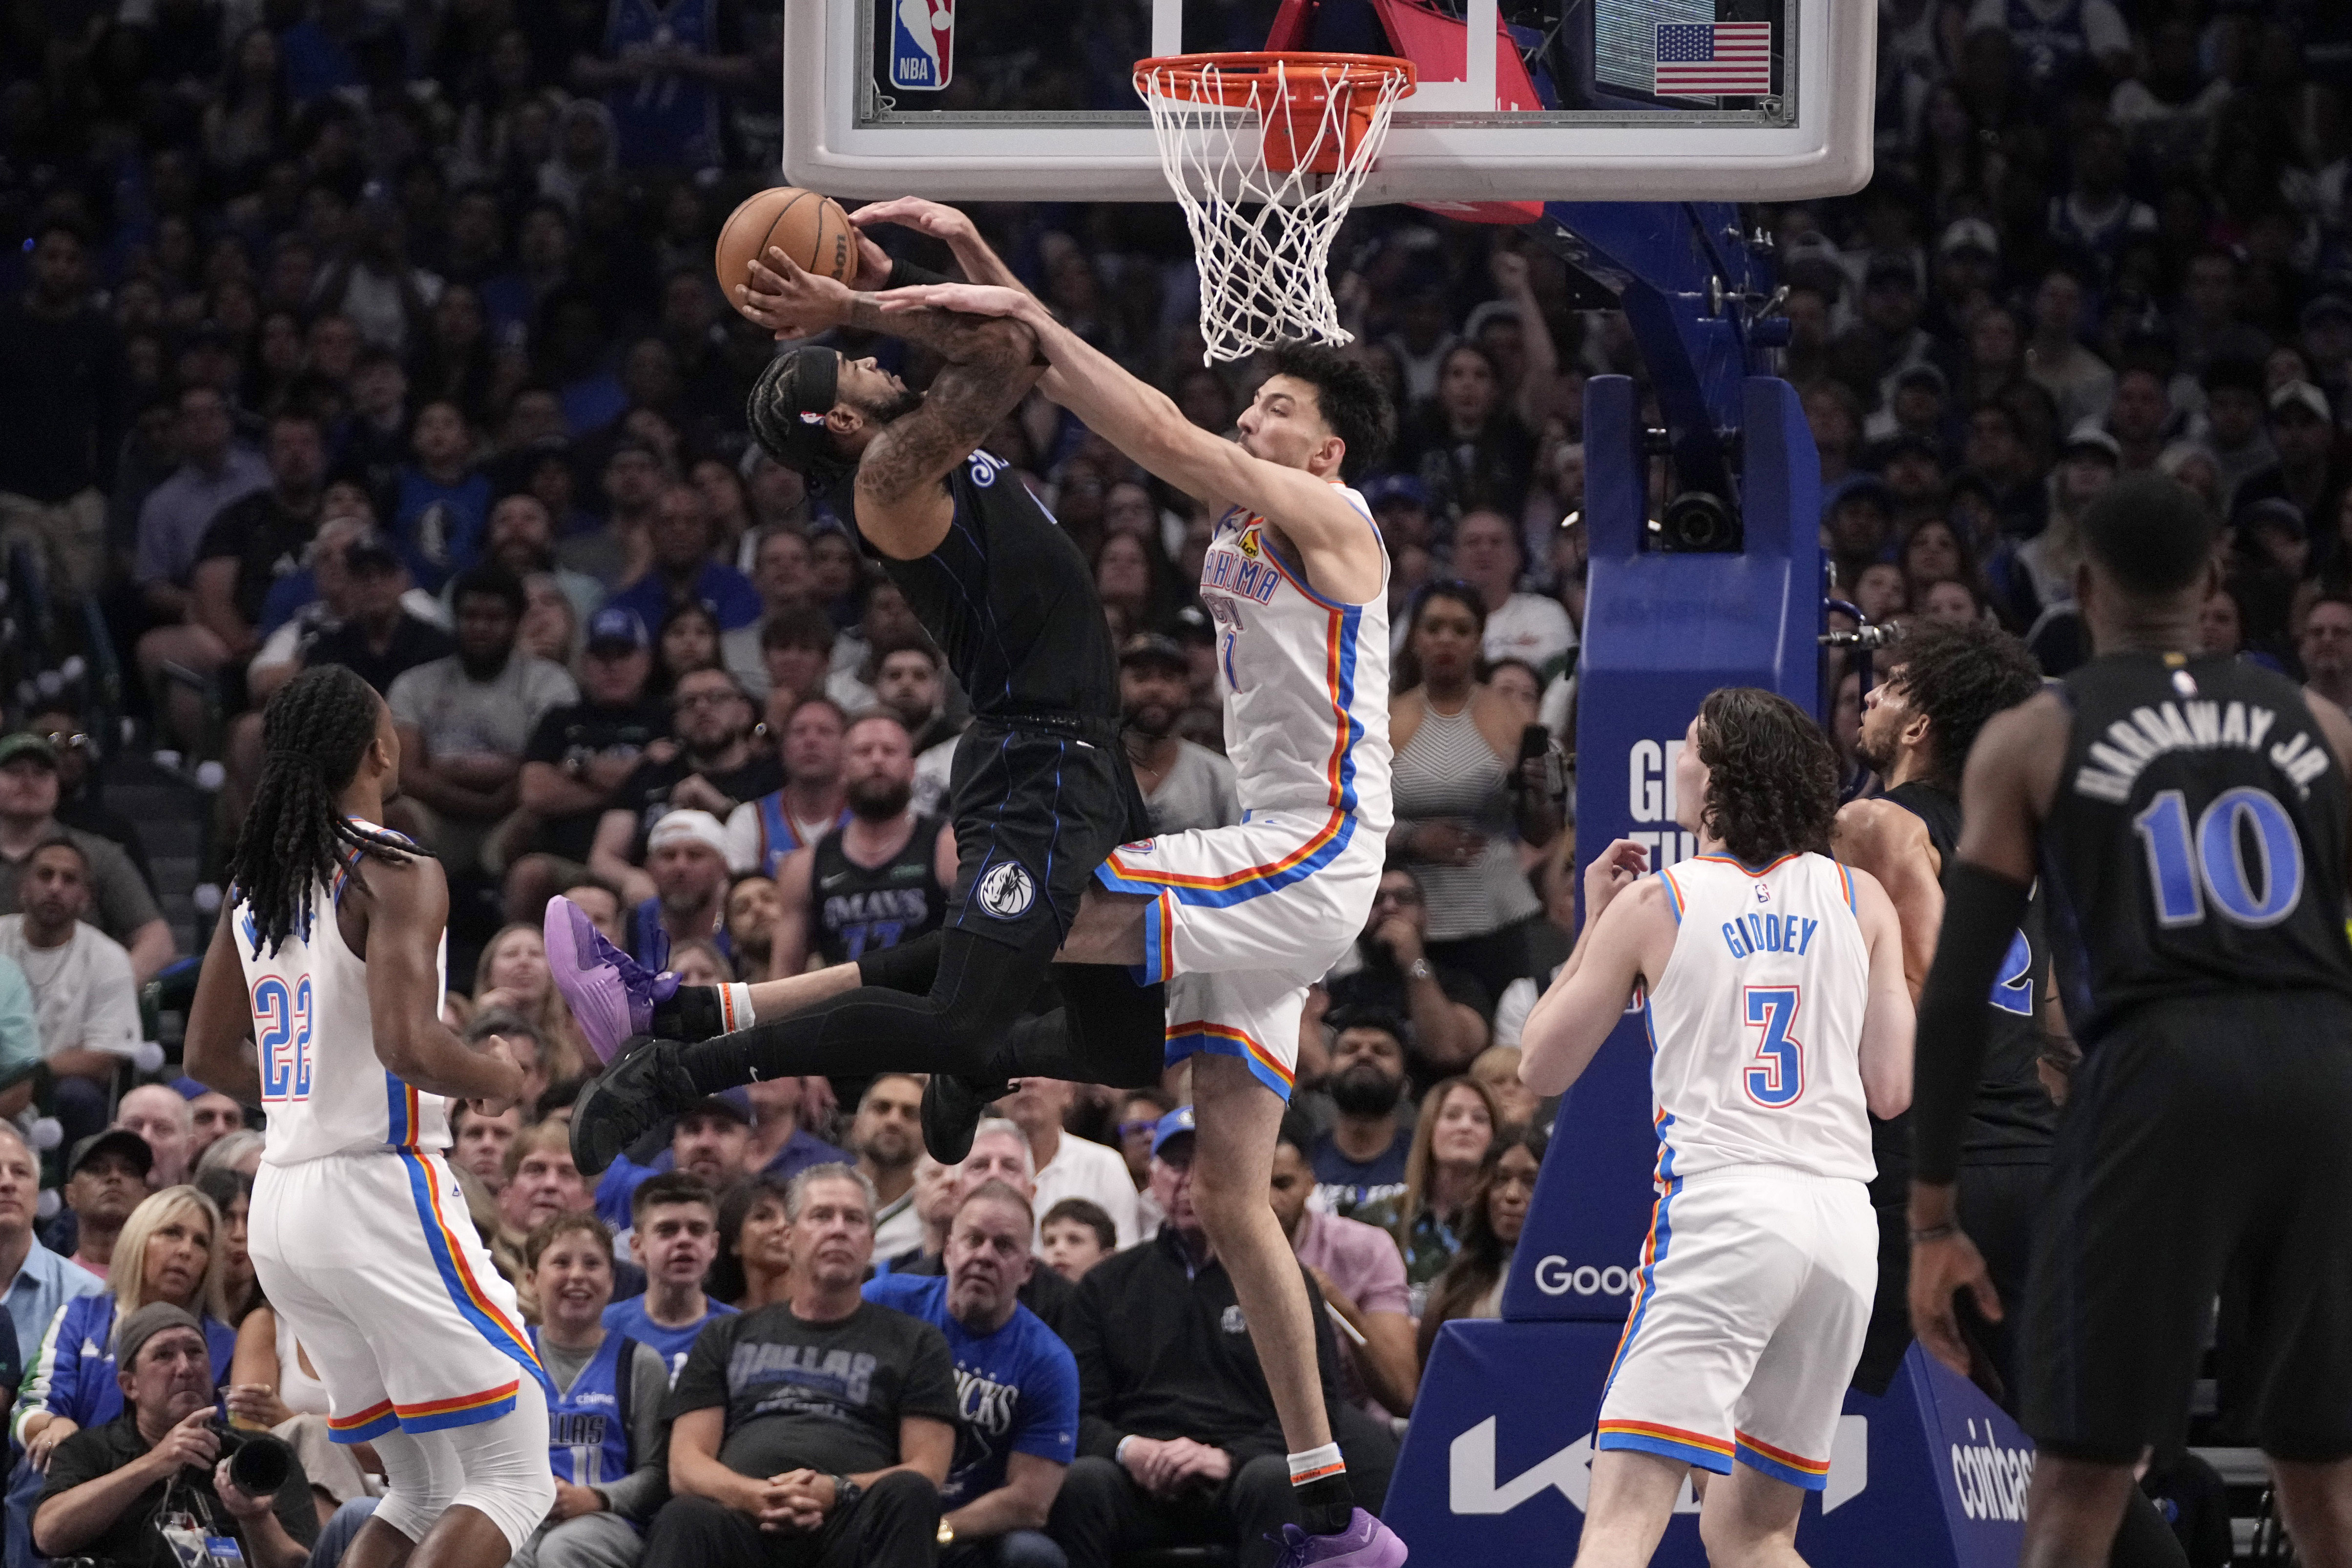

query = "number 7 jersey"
[2042,651,2352,1047]
[1642,851,1875,1184]
[230,820,453,1165]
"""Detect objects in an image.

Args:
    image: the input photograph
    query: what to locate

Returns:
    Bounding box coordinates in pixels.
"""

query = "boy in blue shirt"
[865,1182,1079,1568]
[601,1171,736,1381]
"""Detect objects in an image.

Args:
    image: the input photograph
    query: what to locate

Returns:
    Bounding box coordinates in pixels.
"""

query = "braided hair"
[227,664,422,955]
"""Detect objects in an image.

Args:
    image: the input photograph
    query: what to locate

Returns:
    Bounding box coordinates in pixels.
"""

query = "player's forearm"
[1909,861,2029,1184]
[374,1012,516,1101]
[842,295,1035,372]
[1026,314,1189,463]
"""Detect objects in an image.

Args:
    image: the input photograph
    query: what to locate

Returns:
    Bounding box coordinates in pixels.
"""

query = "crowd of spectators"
[0,0,2344,1558]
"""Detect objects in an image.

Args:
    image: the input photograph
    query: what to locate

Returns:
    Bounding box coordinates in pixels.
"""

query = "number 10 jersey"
[1642,851,1874,1186]
[2044,650,2352,1048]
[231,819,454,1165]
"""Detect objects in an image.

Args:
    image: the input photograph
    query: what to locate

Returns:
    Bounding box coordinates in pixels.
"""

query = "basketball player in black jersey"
[1911,473,2352,1568]
[1835,622,2052,1397]
[769,710,954,972]
[560,242,1170,1173]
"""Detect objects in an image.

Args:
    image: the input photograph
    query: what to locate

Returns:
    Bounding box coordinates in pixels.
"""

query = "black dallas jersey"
[870,449,1120,723]
[2044,651,2352,1045]
[811,813,948,965]
[1884,780,2056,1160]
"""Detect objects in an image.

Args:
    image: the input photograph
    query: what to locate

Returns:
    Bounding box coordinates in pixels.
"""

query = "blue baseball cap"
[1150,1106,1198,1158]
[1364,473,1427,511]
[584,606,650,653]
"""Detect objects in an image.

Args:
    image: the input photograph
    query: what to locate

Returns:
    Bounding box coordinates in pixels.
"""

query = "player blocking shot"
[1909,474,2352,1568]
[183,663,554,1568]
[551,199,1407,1565]
[1517,689,1914,1568]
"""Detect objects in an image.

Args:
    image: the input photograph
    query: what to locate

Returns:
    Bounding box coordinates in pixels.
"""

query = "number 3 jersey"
[1643,852,1874,1184]
[231,820,453,1165]
[2044,651,2352,1046]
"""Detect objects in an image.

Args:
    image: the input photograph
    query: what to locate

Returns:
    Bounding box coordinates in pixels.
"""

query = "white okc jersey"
[231,821,452,1165]
[1197,490,1393,833]
[1644,852,1873,1183]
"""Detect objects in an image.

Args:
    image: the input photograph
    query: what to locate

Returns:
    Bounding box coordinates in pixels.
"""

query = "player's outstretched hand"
[850,196,980,248]
[1583,837,1651,919]
[873,281,1040,327]
[1908,1228,2001,1377]
[737,248,858,340]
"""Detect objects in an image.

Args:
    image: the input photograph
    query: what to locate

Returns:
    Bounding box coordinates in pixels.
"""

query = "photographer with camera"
[35,1303,318,1568]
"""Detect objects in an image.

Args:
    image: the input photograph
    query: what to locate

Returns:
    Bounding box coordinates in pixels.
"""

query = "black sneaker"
[921,1072,1010,1165]
[570,1036,700,1176]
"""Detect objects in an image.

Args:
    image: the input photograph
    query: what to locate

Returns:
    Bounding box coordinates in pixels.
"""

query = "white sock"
[718,983,758,1032]
[1288,1442,1345,1486]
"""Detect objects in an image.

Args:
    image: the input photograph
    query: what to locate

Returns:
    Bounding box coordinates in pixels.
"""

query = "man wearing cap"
[35,1302,319,1568]
[605,483,763,634]
[2106,366,2175,473]
[2235,381,2351,534]
[262,525,458,698]
[0,835,136,1138]
[386,560,581,875]
[1050,1108,1382,1568]
[630,809,734,967]
[2198,356,2276,512]
[595,667,784,908]
[507,605,668,922]
[1119,634,1238,838]
[0,733,173,983]
[1840,254,1939,410]
[60,1130,149,1283]
[1863,363,1952,449]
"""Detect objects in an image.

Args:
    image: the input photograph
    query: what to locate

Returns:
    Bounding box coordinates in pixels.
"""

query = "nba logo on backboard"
[889,0,953,89]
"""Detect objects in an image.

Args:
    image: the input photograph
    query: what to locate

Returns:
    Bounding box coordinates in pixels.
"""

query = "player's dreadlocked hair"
[1882,622,2044,792]
[1693,687,1842,867]
[227,664,421,955]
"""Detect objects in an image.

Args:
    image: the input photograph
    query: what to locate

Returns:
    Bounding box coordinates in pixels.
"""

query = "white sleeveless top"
[1642,852,1874,1184]
[231,819,452,1165]
[1197,488,1394,833]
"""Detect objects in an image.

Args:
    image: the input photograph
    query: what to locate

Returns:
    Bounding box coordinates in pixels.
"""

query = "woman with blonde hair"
[1389,1075,1504,1309]
[474,921,588,1082]
[16,1186,237,1471]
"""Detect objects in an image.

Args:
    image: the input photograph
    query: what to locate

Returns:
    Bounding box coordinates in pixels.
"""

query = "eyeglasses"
[1117,1119,1161,1139]
[38,732,89,753]
[674,689,741,710]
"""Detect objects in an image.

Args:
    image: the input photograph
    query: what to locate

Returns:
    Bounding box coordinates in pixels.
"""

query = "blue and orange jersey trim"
[383,1073,424,1150]
[1658,868,1686,924]
[1836,860,1858,913]
[1097,811,1357,906]
[1164,1020,1295,1102]
[1596,1420,1735,1476]
[397,1379,522,1435]
[1735,1430,1832,1491]
[326,1398,398,1445]
[397,1150,549,1402]
[1600,1114,1677,1407]
[1213,505,1374,816]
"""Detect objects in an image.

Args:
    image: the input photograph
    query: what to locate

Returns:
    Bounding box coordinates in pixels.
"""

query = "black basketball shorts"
[941,715,1147,953]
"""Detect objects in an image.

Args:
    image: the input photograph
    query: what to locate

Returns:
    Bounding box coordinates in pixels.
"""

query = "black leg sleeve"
[676,928,1056,1093]
[995,964,1167,1087]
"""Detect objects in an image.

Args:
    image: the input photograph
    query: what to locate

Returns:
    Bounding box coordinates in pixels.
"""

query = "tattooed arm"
[739,248,1042,559]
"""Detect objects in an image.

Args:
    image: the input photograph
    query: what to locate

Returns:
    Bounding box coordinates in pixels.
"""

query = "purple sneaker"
[542,896,680,1064]
[1272,1511,1407,1568]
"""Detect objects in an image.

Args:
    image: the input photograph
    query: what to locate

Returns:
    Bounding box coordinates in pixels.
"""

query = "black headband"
[748,347,853,489]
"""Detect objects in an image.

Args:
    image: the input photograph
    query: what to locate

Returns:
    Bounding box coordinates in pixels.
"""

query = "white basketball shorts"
[252,1147,550,1443]
[1594,1165,1875,1489]
[1096,807,1383,1100]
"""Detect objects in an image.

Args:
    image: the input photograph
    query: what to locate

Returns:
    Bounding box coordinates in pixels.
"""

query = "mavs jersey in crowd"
[1644,851,1875,1182]
[529,1327,640,1487]
[812,814,951,964]
[601,0,728,168]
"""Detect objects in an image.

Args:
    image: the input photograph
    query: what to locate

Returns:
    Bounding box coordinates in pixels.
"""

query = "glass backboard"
[784,0,1876,205]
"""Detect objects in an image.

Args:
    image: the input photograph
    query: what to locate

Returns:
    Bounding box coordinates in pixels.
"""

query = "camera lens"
[227,1433,293,1496]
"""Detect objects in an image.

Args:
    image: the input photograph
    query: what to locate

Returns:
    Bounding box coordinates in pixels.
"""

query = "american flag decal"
[1653,21,1773,97]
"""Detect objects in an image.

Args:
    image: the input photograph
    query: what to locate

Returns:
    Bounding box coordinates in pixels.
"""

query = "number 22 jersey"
[2043,651,2352,1046]
[231,820,454,1165]
[1642,851,1874,1185]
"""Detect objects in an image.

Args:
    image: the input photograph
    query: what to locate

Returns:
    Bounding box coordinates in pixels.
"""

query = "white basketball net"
[1136,56,1412,364]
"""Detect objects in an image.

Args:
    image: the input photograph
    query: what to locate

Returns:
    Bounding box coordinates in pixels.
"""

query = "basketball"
[715,187,856,311]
